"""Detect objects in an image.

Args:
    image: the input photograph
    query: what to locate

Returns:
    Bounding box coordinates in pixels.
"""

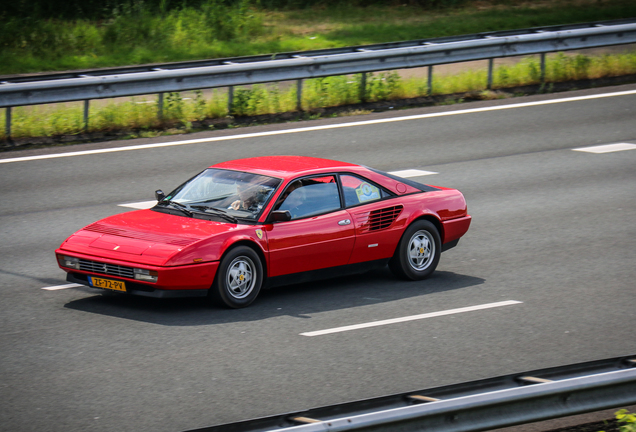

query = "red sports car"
[56,156,471,308]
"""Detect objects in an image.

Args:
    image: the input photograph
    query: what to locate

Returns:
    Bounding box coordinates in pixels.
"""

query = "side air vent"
[84,222,199,247]
[356,205,403,233]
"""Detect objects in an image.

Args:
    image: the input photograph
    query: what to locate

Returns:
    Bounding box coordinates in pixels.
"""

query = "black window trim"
[267,170,417,222]
[152,167,284,223]
[269,173,344,222]
[336,172,396,210]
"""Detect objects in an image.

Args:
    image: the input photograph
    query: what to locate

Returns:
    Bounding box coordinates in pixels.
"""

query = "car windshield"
[160,169,281,220]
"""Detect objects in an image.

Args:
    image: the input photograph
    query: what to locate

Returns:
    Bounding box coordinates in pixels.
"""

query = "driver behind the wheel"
[277,182,310,219]
[230,182,269,212]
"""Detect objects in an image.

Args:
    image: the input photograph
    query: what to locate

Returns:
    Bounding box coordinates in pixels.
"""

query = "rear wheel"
[389,220,441,281]
[211,246,263,308]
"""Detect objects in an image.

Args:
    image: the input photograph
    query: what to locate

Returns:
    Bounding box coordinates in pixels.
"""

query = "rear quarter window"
[341,174,391,207]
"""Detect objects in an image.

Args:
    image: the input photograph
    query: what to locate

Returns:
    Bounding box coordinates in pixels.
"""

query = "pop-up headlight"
[134,268,158,283]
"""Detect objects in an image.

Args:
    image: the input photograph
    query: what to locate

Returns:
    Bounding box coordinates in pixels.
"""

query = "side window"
[341,174,390,207]
[275,176,341,220]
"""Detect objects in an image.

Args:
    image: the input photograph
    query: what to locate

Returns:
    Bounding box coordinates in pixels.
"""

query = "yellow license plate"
[89,277,126,292]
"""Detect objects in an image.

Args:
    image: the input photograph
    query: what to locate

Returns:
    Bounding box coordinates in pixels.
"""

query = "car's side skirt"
[265,259,390,289]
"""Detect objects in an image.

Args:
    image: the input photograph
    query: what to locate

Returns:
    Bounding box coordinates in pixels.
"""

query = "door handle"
[338,219,351,226]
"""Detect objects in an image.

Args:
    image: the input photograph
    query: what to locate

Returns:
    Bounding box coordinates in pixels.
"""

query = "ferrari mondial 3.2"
[56,156,471,308]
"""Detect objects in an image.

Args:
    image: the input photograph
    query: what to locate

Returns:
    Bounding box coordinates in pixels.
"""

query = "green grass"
[2,0,635,142]
[0,0,265,74]
[2,50,635,141]
[1,0,635,74]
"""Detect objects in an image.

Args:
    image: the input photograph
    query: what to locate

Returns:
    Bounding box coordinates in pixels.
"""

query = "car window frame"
[267,172,398,223]
[337,173,395,209]
[270,173,344,222]
[153,168,284,224]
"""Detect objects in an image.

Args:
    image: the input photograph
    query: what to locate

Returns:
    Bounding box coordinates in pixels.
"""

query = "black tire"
[389,220,441,281]
[211,245,263,308]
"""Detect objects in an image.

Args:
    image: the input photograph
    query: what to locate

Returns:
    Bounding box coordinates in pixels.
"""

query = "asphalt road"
[1,84,635,432]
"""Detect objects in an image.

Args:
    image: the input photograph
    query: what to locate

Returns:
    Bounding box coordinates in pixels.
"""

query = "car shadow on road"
[63,267,485,326]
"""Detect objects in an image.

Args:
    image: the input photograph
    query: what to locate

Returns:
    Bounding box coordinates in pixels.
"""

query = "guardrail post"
[296,79,303,111]
[83,100,90,132]
[540,52,546,83]
[228,86,234,115]
[488,58,494,90]
[5,107,11,143]
[2,21,636,121]
[359,73,367,103]
[157,93,164,121]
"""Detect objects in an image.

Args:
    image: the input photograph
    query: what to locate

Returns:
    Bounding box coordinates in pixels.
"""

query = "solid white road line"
[572,143,636,154]
[42,283,82,290]
[2,89,635,165]
[299,300,523,336]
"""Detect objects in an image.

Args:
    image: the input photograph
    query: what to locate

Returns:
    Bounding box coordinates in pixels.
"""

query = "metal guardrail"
[186,355,636,432]
[2,18,635,85]
[2,20,636,108]
[1,19,636,139]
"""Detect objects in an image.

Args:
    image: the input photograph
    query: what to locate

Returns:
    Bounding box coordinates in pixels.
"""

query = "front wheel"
[389,220,441,281]
[211,246,263,308]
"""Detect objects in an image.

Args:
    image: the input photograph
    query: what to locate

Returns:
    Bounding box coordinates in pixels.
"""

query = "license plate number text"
[89,277,126,292]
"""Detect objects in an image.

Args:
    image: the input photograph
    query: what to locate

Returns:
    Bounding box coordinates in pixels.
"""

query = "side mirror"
[269,210,291,222]
[155,190,166,202]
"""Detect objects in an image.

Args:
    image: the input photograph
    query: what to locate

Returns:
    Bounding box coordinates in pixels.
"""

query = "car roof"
[210,156,359,179]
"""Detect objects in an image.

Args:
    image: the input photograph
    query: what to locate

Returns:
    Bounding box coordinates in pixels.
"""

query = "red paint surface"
[56,156,470,294]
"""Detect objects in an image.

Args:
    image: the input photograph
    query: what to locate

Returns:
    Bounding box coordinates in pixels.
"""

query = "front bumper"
[56,249,219,298]
[66,273,209,298]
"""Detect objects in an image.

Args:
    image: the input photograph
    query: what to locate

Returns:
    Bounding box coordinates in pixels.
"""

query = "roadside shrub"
[165,92,185,121]
[616,409,636,432]
[303,75,361,110]
[600,409,636,432]
[367,72,402,102]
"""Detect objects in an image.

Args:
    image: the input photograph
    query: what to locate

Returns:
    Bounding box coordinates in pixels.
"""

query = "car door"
[340,174,405,264]
[265,175,355,277]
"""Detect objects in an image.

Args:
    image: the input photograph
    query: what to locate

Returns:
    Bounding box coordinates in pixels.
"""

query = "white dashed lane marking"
[299,300,523,336]
[118,200,157,209]
[389,169,438,178]
[42,283,82,290]
[573,143,636,154]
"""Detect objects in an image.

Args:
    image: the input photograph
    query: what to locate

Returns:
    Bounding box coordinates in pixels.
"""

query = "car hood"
[60,209,240,265]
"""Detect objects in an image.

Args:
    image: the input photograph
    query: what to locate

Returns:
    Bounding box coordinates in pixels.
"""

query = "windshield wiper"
[158,200,193,217]
[191,204,228,213]
[190,205,238,223]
